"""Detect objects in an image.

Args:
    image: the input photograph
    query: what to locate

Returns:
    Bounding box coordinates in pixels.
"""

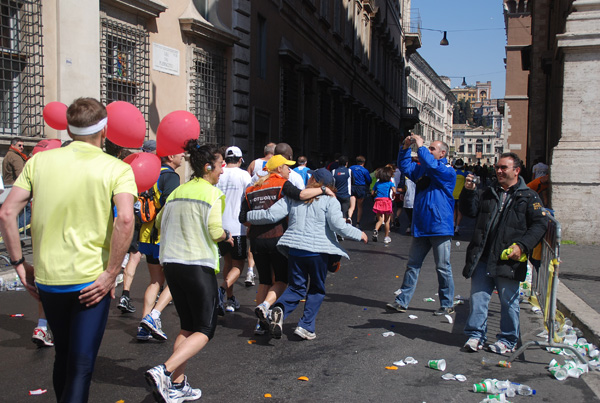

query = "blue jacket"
[397,147,456,237]
[246,195,362,259]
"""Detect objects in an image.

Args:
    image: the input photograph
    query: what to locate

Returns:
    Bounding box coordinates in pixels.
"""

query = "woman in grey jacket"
[246,168,368,340]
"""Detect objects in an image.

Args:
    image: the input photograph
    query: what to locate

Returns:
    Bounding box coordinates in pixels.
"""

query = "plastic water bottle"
[510,382,536,396]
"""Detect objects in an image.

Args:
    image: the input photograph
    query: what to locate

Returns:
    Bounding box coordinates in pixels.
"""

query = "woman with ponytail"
[145,140,233,402]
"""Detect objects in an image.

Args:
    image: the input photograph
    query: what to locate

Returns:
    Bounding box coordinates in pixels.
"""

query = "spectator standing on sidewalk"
[145,142,232,402]
[2,137,27,185]
[460,153,548,354]
[0,97,136,402]
[387,134,456,316]
[215,146,252,315]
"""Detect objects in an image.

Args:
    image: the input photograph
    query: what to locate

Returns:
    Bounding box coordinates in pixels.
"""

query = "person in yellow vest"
[145,142,232,402]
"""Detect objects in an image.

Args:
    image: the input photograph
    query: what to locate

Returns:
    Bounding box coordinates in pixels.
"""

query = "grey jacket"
[246,195,362,259]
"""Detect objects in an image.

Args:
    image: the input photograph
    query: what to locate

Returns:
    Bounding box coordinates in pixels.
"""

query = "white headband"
[68,117,108,136]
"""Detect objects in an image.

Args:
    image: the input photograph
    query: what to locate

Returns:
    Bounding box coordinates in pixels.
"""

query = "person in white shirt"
[216,146,253,314]
[247,142,275,179]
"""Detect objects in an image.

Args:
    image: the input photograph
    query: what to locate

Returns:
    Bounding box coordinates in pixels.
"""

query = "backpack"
[135,166,171,223]
[137,188,158,223]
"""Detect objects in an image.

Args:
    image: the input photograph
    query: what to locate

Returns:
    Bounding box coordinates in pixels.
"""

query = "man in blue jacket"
[387,134,456,316]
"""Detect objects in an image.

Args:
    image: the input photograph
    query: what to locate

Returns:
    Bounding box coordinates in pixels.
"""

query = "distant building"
[452,124,504,166]
[406,52,455,148]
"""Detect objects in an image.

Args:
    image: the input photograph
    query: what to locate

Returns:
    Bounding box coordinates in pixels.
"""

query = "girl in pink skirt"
[371,165,396,243]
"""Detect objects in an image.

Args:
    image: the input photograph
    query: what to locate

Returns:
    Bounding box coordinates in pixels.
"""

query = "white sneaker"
[245,270,255,287]
[32,327,54,347]
[168,376,202,402]
[294,326,316,340]
[384,236,391,244]
[145,364,171,402]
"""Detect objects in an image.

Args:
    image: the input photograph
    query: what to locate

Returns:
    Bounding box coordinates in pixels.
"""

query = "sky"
[411,0,507,99]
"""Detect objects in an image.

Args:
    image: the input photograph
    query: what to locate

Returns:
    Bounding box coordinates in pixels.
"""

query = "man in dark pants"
[460,152,547,355]
[0,98,136,402]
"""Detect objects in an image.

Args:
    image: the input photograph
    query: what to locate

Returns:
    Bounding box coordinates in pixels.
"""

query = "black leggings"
[39,289,111,403]
[164,263,218,339]
[251,237,288,285]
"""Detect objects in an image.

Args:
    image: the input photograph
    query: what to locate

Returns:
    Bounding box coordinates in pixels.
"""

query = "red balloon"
[123,152,161,193]
[43,102,68,130]
[106,101,146,148]
[32,138,62,155]
[156,110,200,157]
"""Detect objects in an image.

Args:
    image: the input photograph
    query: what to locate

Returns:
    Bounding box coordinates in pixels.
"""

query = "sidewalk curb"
[556,282,600,348]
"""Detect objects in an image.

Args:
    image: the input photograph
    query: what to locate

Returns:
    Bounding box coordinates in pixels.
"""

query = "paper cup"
[427,359,446,371]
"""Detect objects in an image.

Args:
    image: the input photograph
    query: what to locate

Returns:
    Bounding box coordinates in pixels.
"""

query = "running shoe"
[117,294,136,313]
[137,326,152,342]
[31,327,54,347]
[225,296,240,312]
[463,338,483,352]
[254,319,268,335]
[372,229,378,242]
[384,236,392,244]
[168,376,202,402]
[115,273,124,285]
[270,306,284,339]
[294,326,316,340]
[244,270,255,287]
[386,301,407,312]
[145,364,171,403]
[433,307,455,316]
[217,287,226,316]
[141,314,168,341]
[254,303,271,327]
[488,340,515,355]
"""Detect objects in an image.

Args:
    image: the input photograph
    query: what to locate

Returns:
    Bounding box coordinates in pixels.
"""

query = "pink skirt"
[373,198,393,215]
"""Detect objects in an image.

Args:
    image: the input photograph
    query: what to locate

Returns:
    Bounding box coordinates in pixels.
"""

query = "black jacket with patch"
[459,176,548,281]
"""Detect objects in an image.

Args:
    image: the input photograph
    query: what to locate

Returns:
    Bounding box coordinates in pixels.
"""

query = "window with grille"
[0,0,44,137]
[190,47,226,145]
[100,18,149,135]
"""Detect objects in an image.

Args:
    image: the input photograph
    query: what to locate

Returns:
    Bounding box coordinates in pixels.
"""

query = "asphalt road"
[1,212,599,402]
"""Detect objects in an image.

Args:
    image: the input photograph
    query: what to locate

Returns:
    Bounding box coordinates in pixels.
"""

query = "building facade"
[406,52,455,148]
[452,124,504,166]
[0,0,424,173]
[503,0,531,162]
[525,0,600,244]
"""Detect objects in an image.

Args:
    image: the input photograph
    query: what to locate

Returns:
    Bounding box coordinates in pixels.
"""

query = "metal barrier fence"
[508,209,587,364]
[0,186,32,266]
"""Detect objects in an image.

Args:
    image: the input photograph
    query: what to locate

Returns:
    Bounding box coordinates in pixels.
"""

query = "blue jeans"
[39,290,111,403]
[275,253,328,333]
[395,236,454,308]
[464,261,521,348]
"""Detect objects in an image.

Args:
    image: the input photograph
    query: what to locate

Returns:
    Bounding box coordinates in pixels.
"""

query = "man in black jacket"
[459,152,548,355]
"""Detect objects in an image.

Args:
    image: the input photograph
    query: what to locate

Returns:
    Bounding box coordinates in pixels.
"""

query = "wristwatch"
[223,229,231,241]
[10,257,25,266]
[321,186,327,194]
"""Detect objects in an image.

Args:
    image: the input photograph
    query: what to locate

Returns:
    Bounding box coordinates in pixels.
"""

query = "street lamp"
[440,31,449,46]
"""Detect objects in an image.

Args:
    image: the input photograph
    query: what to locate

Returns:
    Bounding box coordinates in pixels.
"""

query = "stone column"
[553,0,600,243]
